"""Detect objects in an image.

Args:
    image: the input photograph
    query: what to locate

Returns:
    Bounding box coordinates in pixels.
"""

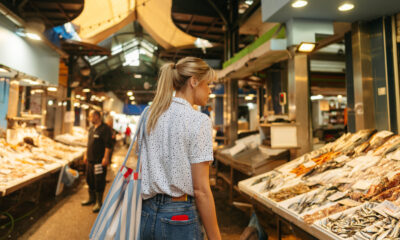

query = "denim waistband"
[149,194,195,204]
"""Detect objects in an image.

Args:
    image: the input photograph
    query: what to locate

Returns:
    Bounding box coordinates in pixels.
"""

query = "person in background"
[124,125,131,146]
[105,115,117,164]
[82,110,112,213]
[139,57,221,240]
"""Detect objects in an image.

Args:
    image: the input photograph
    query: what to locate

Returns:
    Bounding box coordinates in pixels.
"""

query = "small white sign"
[373,200,400,218]
[378,87,387,96]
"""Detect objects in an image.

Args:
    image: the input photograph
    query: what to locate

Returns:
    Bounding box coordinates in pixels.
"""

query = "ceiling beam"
[185,15,195,33]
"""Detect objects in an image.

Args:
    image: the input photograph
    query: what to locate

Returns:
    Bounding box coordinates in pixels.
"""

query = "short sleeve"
[189,116,214,164]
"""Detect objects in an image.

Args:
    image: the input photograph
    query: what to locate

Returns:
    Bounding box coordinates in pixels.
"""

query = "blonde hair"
[147,57,216,133]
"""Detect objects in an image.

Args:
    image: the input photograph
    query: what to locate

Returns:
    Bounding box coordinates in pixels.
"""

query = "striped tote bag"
[90,107,149,240]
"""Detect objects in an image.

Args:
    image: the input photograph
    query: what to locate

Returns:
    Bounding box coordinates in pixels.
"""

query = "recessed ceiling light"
[297,42,316,53]
[291,0,308,8]
[131,101,136,105]
[83,88,91,93]
[127,91,133,96]
[338,3,354,12]
[129,96,135,100]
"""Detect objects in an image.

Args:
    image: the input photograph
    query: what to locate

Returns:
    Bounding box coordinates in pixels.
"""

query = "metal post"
[288,54,311,156]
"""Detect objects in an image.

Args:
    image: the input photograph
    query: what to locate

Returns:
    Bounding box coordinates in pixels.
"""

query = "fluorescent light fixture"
[26,32,41,41]
[21,78,39,85]
[47,87,57,92]
[127,91,133,96]
[48,100,54,106]
[81,104,89,109]
[129,96,135,100]
[83,88,91,93]
[310,95,324,100]
[134,74,142,78]
[245,95,254,101]
[209,94,216,98]
[292,0,308,8]
[297,42,316,53]
[338,3,354,11]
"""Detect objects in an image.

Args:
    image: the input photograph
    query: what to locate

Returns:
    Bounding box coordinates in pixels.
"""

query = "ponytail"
[147,63,175,133]
[147,57,216,133]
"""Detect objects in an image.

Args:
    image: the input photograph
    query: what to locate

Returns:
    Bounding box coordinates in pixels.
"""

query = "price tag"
[338,198,361,207]
[373,200,400,218]
[328,191,348,202]
[303,161,316,168]
[335,155,349,163]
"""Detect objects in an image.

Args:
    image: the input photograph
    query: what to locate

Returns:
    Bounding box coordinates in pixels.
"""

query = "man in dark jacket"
[81,110,112,213]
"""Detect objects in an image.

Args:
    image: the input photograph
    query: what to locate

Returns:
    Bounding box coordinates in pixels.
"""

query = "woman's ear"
[189,76,198,88]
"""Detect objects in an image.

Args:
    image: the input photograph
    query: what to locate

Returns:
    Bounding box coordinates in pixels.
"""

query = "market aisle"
[19,146,129,240]
[19,145,248,240]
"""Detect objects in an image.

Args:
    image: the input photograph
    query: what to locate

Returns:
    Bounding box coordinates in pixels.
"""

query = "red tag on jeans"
[171,215,189,221]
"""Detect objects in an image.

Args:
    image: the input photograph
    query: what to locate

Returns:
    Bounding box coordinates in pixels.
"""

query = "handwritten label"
[303,161,316,168]
[373,200,400,218]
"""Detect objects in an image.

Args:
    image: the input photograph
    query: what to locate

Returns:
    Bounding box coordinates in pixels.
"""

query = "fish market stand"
[237,129,400,240]
[215,134,290,204]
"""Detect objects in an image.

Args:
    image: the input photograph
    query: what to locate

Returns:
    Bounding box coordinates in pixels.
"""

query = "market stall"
[239,129,400,239]
[0,128,85,197]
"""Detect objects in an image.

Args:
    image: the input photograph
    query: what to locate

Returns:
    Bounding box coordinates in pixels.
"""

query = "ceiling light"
[47,87,57,92]
[209,94,216,98]
[337,95,343,99]
[74,102,80,107]
[10,80,19,85]
[48,100,54,106]
[291,0,308,8]
[76,94,81,99]
[26,32,41,41]
[129,96,135,100]
[63,101,68,106]
[83,88,91,93]
[297,42,316,53]
[80,96,86,101]
[245,95,254,101]
[148,102,153,106]
[338,3,354,12]
[134,74,142,78]
[21,78,39,85]
[127,91,133,96]
[131,101,136,105]
[310,95,324,100]
[58,102,62,107]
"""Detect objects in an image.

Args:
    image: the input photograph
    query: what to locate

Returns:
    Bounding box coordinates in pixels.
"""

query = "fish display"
[239,129,400,239]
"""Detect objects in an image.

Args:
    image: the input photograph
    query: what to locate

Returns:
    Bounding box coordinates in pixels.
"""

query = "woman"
[139,57,221,240]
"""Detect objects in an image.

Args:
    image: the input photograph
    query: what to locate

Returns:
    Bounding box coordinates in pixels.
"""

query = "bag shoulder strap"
[122,107,150,167]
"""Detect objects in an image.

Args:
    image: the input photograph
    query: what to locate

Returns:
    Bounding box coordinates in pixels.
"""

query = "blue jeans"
[140,194,204,240]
